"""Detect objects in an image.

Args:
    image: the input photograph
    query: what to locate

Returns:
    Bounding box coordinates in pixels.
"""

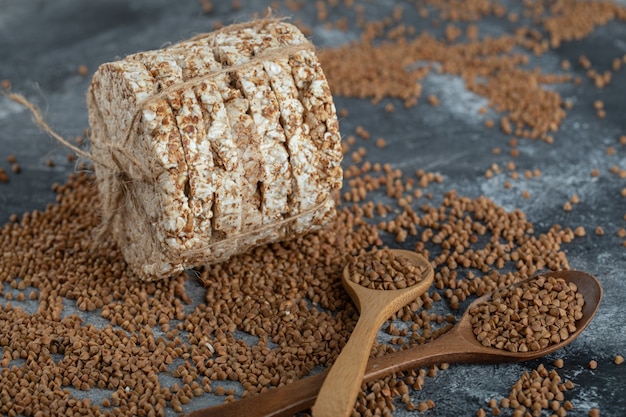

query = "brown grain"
[470,275,584,352]
[0,157,580,415]
[200,0,213,13]
[349,247,427,290]
[494,363,575,417]
[4,0,624,415]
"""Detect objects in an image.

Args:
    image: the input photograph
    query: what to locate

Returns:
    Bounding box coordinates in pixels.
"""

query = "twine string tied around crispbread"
[1,18,322,268]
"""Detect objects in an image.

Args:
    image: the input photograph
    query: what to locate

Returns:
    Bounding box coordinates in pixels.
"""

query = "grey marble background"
[1,1,625,416]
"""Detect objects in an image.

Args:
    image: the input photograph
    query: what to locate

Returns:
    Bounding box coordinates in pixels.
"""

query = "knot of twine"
[2,90,156,243]
[2,17,326,256]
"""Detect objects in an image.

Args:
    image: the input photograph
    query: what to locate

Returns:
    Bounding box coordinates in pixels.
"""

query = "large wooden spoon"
[311,249,434,417]
[184,270,602,417]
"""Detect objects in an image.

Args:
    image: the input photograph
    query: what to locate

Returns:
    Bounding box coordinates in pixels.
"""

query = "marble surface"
[1,1,625,416]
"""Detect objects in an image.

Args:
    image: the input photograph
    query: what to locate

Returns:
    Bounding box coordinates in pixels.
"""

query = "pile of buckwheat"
[470,275,585,353]
[348,248,427,290]
[2,0,626,416]
[477,363,575,417]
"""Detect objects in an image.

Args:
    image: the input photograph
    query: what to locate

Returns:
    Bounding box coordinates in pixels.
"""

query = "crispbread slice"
[264,22,343,195]
[251,28,322,219]
[88,60,183,278]
[258,22,342,233]
[212,40,265,235]
[213,28,293,226]
[164,43,218,240]
[126,52,200,252]
[181,44,244,242]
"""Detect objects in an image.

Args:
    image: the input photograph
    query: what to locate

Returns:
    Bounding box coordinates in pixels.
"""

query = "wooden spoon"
[311,249,434,417]
[183,270,602,417]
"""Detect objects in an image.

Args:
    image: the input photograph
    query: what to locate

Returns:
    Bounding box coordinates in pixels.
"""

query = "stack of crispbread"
[87,20,343,281]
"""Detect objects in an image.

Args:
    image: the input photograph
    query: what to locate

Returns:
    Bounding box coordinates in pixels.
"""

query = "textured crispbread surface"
[87,19,343,280]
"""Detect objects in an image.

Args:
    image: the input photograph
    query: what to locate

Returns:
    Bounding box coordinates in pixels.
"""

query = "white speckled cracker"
[252,28,322,218]
[166,40,245,258]
[258,22,341,233]
[127,52,198,250]
[264,22,343,195]
[163,43,218,241]
[214,28,293,226]
[213,42,265,234]
[89,60,184,278]
[264,79,322,232]
[87,20,342,280]
[181,43,245,242]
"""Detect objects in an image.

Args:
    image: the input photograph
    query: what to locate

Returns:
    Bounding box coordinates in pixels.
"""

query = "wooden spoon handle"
[184,371,325,417]
[183,329,470,417]
[311,308,383,417]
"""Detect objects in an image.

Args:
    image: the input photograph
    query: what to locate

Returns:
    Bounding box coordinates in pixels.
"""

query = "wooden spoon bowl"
[364,269,603,376]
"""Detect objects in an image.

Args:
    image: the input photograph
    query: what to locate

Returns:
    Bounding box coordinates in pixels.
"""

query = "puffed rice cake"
[88,19,343,281]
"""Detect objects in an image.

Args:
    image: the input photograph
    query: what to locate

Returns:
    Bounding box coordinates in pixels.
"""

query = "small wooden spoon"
[183,270,602,417]
[311,249,434,417]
